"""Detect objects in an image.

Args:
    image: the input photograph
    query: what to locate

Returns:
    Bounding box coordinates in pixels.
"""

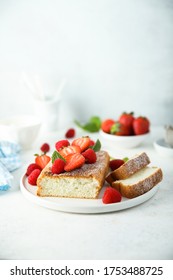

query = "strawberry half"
[64,153,85,172]
[72,136,91,152]
[59,145,81,159]
[55,140,70,151]
[35,154,51,169]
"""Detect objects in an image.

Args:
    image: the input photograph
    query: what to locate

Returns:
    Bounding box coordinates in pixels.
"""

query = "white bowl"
[99,130,150,149]
[0,115,41,150]
[154,138,173,157]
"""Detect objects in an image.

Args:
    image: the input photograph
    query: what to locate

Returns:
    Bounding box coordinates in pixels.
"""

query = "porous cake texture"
[37,151,110,199]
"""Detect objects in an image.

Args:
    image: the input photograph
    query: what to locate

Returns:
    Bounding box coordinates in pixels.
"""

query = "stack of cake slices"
[106,152,163,199]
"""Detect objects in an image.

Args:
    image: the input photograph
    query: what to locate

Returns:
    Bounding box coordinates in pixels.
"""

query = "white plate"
[20,174,160,214]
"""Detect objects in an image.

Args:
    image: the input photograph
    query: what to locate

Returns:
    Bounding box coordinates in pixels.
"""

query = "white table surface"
[0,126,173,260]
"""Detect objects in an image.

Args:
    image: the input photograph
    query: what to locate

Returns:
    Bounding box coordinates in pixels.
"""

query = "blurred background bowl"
[99,130,150,149]
[0,115,41,150]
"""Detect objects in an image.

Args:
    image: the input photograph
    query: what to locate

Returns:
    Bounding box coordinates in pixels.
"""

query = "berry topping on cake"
[109,159,124,171]
[59,145,81,158]
[55,140,70,151]
[26,163,42,176]
[51,158,66,174]
[64,153,85,172]
[35,154,51,169]
[72,136,91,152]
[65,128,75,138]
[40,143,50,153]
[102,187,122,204]
[82,148,97,164]
[28,169,41,185]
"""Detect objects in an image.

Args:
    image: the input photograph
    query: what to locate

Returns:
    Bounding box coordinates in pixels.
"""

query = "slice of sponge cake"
[112,166,163,199]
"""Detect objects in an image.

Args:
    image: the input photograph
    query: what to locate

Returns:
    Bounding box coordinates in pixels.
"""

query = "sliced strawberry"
[72,136,91,152]
[35,154,51,169]
[59,145,81,159]
[64,153,85,172]
[82,148,97,164]
[89,139,95,147]
[55,140,70,151]
[102,187,122,204]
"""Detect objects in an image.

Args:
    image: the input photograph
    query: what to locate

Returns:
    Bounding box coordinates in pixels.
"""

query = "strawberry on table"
[35,154,51,169]
[133,116,150,135]
[72,136,91,152]
[102,187,122,204]
[65,128,75,138]
[40,143,50,153]
[64,153,85,172]
[101,119,115,133]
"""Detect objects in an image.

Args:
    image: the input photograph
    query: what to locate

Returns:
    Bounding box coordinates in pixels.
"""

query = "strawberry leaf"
[51,151,66,163]
[74,116,101,132]
[92,139,101,152]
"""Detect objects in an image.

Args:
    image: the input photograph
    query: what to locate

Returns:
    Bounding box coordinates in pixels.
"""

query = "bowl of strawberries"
[99,112,150,149]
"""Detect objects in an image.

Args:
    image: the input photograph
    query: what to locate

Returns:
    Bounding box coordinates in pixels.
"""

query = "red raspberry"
[26,163,42,176]
[82,148,97,164]
[51,158,66,174]
[28,169,41,185]
[109,159,124,171]
[65,128,75,138]
[102,187,122,204]
[40,143,50,153]
[55,140,70,151]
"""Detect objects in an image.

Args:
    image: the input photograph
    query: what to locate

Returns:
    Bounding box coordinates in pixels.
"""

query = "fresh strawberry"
[133,116,150,135]
[72,136,91,152]
[40,143,50,153]
[51,158,66,174]
[65,128,75,138]
[119,112,135,129]
[35,154,51,169]
[89,139,95,146]
[110,121,132,136]
[109,159,124,171]
[101,119,115,133]
[28,169,41,186]
[82,148,97,164]
[55,140,70,151]
[102,187,122,204]
[59,145,81,158]
[26,163,42,176]
[64,153,85,172]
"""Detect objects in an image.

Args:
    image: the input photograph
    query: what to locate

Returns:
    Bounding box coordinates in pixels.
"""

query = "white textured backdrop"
[0,0,173,127]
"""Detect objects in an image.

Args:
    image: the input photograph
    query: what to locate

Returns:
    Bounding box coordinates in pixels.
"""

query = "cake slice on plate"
[112,166,163,199]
